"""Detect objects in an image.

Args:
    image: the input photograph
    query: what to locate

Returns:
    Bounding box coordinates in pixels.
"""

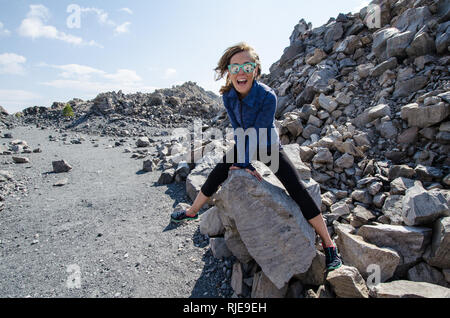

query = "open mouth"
[237,79,247,86]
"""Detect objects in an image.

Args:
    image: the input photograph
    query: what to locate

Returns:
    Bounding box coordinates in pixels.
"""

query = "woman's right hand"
[229,165,262,182]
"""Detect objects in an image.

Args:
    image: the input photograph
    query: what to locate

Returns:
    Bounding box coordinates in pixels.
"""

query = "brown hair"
[214,42,262,95]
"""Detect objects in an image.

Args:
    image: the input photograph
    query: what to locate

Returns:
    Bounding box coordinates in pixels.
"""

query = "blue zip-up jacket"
[222,80,281,169]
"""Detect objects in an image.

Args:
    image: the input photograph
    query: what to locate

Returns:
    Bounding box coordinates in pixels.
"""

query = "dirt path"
[0,125,233,298]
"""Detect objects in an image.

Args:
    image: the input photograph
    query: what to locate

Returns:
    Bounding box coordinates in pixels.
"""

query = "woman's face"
[229,50,258,99]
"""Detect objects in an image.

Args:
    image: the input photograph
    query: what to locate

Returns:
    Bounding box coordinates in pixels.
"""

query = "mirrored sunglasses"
[228,62,256,74]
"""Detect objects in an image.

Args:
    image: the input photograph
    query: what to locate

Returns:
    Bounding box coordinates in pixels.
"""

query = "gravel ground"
[0,125,234,298]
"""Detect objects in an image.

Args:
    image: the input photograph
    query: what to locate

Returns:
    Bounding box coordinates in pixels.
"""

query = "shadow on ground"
[188,227,235,298]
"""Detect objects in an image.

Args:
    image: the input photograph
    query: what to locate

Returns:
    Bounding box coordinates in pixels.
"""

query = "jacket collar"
[225,80,259,107]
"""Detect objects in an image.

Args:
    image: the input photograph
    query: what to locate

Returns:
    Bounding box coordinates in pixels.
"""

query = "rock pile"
[9,82,222,136]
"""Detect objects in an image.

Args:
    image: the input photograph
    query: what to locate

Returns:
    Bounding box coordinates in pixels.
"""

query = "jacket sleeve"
[249,91,277,161]
[223,96,239,130]
[254,91,277,132]
[238,91,277,170]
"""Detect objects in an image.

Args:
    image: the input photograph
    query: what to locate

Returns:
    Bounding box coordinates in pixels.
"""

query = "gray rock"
[414,165,443,182]
[369,280,450,298]
[351,189,372,205]
[401,102,450,128]
[335,153,355,169]
[294,250,326,286]
[324,21,343,44]
[306,48,327,65]
[388,165,416,180]
[136,137,150,147]
[251,271,288,298]
[302,124,321,139]
[436,23,450,54]
[369,57,398,77]
[353,104,391,128]
[351,205,376,227]
[210,237,232,259]
[312,147,333,165]
[407,262,449,287]
[52,160,72,173]
[390,177,415,195]
[393,76,428,99]
[402,183,449,226]
[12,156,30,164]
[158,168,175,184]
[372,28,400,60]
[231,262,244,295]
[330,200,350,217]
[377,120,398,139]
[426,217,450,269]
[326,265,369,298]
[335,223,400,282]
[318,94,338,113]
[281,143,311,180]
[382,195,404,225]
[397,127,418,144]
[199,206,225,237]
[215,170,317,289]
[406,27,436,57]
[386,30,415,58]
[143,159,156,172]
[357,224,432,271]
[393,6,432,33]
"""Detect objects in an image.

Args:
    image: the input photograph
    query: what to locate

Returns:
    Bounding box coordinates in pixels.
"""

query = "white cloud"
[0,22,11,36]
[42,63,106,79]
[81,7,131,36]
[18,4,101,47]
[81,7,115,27]
[119,8,133,15]
[103,69,141,83]
[0,53,27,75]
[114,22,131,35]
[0,89,42,113]
[39,63,154,94]
[164,68,177,79]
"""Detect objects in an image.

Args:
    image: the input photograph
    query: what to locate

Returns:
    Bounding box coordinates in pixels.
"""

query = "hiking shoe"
[170,209,198,223]
[323,245,342,271]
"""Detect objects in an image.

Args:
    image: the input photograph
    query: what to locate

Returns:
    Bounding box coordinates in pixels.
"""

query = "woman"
[171,42,342,271]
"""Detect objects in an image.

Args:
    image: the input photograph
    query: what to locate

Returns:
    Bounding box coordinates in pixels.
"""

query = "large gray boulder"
[402,182,450,226]
[401,102,450,128]
[392,6,432,33]
[334,223,400,282]
[357,224,432,275]
[214,170,317,289]
[425,216,450,269]
[326,265,369,298]
[369,280,450,298]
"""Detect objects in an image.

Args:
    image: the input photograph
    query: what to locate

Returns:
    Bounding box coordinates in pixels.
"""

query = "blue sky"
[0,0,370,114]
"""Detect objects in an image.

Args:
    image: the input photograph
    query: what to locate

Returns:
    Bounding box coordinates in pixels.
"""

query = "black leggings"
[200,144,321,221]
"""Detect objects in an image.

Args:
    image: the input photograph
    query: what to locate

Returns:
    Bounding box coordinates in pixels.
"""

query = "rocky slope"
[153,0,450,298]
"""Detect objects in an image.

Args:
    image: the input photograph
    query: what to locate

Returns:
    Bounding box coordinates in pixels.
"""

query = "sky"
[0,0,371,114]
